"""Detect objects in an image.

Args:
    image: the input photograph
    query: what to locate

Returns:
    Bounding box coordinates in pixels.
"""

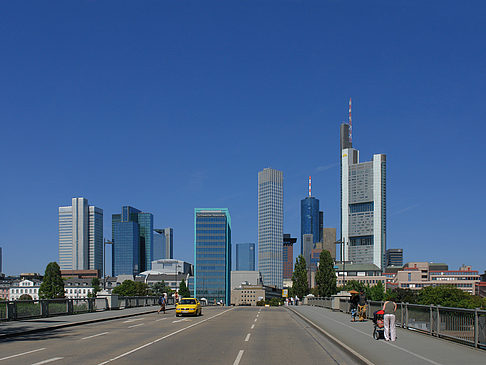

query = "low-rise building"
[231,271,261,290]
[9,279,41,300]
[231,284,281,306]
[334,263,386,287]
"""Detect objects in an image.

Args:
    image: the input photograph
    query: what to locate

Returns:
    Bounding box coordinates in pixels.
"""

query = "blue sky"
[1,1,485,276]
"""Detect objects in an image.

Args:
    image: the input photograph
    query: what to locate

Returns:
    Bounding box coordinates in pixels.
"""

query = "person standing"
[383,300,397,341]
[358,290,367,321]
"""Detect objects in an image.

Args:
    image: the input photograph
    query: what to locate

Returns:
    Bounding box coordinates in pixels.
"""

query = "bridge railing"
[308,297,486,349]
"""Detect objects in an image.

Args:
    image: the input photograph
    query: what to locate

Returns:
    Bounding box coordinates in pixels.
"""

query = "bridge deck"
[293,305,485,365]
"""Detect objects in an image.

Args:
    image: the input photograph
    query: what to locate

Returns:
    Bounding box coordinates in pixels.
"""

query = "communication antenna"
[348,98,352,143]
[308,176,312,197]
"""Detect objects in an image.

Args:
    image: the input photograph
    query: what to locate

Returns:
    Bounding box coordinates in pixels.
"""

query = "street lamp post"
[103,239,113,290]
[334,239,347,288]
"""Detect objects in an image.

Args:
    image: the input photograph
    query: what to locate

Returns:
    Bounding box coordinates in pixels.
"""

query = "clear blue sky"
[1,1,485,276]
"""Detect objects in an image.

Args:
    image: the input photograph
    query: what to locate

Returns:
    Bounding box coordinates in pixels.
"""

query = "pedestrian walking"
[157,293,167,314]
[357,290,367,321]
[382,300,397,341]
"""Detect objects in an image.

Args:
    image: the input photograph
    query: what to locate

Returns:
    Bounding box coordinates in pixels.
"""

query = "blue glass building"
[112,206,153,276]
[194,208,231,305]
[300,196,321,254]
[236,243,255,271]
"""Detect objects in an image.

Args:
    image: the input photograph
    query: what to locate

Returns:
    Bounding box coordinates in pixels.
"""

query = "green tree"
[292,255,309,299]
[39,262,65,299]
[178,279,191,298]
[315,250,337,297]
[88,277,102,298]
[151,281,173,296]
[344,280,368,295]
[368,281,385,301]
[418,286,485,309]
[19,294,33,300]
[112,280,149,296]
[385,288,418,304]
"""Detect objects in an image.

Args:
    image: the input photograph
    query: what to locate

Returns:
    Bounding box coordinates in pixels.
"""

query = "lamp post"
[334,239,347,288]
[103,239,113,290]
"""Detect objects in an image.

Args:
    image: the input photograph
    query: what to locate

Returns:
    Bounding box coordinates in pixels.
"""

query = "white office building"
[341,124,386,269]
[59,198,103,272]
[258,168,284,289]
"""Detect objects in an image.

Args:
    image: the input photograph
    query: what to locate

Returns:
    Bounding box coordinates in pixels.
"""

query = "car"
[175,298,202,317]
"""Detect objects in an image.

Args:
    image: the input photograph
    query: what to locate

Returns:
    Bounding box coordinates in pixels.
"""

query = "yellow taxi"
[175,298,202,317]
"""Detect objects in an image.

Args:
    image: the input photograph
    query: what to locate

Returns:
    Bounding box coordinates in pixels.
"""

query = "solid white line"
[127,323,144,328]
[123,318,145,323]
[305,308,442,365]
[233,350,244,365]
[31,358,63,365]
[81,332,109,340]
[0,348,46,361]
[251,324,255,329]
[97,308,235,365]
[155,318,167,322]
[244,333,251,342]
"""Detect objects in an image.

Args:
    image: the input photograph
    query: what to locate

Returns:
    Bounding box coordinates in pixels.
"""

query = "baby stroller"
[372,310,385,340]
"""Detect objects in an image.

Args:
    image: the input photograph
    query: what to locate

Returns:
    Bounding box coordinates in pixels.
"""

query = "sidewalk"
[292,305,485,365]
[0,305,174,340]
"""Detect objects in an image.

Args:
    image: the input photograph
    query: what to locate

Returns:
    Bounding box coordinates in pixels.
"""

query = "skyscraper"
[258,168,284,289]
[58,198,103,272]
[153,228,173,260]
[385,249,403,267]
[194,208,231,305]
[341,106,386,269]
[283,234,296,280]
[112,206,154,276]
[0,246,2,274]
[236,243,255,271]
[301,197,320,254]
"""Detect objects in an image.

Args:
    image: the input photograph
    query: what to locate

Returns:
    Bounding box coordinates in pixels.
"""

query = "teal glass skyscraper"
[194,208,231,305]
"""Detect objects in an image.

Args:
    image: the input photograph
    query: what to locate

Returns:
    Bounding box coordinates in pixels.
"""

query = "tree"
[385,288,418,304]
[292,255,309,299]
[39,262,65,299]
[88,277,102,298]
[112,280,149,296]
[418,286,486,309]
[315,250,337,297]
[19,294,33,301]
[151,281,173,296]
[368,281,385,301]
[178,279,191,298]
[344,280,368,295]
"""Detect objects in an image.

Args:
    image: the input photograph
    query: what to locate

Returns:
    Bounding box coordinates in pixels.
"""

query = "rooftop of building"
[334,263,382,272]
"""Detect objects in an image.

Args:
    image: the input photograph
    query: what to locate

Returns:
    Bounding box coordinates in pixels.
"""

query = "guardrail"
[0,296,162,321]
[308,297,486,349]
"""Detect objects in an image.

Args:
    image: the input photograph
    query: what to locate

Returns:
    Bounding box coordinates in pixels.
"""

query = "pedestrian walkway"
[292,306,485,365]
[0,305,174,339]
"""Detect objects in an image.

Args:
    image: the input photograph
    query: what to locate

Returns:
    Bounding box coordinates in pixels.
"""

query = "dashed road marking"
[251,324,255,329]
[156,318,167,322]
[31,358,63,365]
[123,318,145,323]
[245,333,251,342]
[172,318,188,323]
[233,350,244,365]
[0,348,46,362]
[127,323,144,329]
[254,318,257,322]
[82,332,109,340]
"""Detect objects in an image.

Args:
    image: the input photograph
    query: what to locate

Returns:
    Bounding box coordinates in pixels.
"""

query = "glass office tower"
[283,234,296,279]
[258,168,284,289]
[153,228,173,260]
[236,243,255,271]
[194,209,231,305]
[112,206,153,275]
[300,196,320,254]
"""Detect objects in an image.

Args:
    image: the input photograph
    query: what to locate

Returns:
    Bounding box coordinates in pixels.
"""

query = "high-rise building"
[258,168,284,289]
[341,115,386,269]
[194,208,231,305]
[58,198,103,272]
[112,206,153,276]
[154,228,173,260]
[283,234,296,280]
[301,196,320,254]
[385,249,403,267]
[0,246,2,274]
[236,243,255,271]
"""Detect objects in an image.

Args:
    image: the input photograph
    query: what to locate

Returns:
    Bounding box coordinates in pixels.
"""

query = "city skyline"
[1,2,485,275]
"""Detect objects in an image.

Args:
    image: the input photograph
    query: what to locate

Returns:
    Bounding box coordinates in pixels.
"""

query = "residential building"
[385,249,403,267]
[112,206,154,276]
[334,263,386,287]
[154,228,173,260]
[236,243,256,271]
[341,120,386,269]
[194,208,231,305]
[9,279,41,300]
[258,168,284,289]
[230,284,282,306]
[58,198,103,272]
[283,234,296,279]
[231,271,261,290]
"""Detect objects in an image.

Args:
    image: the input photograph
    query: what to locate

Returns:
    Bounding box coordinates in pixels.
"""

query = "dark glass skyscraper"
[236,243,255,271]
[194,208,231,305]
[300,196,320,254]
[112,206,153,276]
[283,234,296,280]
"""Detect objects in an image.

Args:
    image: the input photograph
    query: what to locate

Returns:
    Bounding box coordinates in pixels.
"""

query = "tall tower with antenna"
[348,98,352,144]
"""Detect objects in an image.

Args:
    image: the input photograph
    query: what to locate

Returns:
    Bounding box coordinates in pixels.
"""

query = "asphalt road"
[0,306,360,365]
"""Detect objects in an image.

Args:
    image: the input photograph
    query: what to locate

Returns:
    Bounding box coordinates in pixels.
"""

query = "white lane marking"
[82,332,109,340]
[127,323,144,328]
[251,324,255,329]
[156,318,167,322]
[123,317,145,323]
[0,348,46,361]
[233,350,244,365]
[245,333,251,342]
[172,318,188,323]
[31,358,63,365]
[256,314,259,317]
[254,318,257,322]
[97,308,235,365]
[299,308,442,365]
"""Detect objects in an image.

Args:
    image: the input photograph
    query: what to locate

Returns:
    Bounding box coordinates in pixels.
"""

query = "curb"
[288,307,375,365]
[0,306,175,340]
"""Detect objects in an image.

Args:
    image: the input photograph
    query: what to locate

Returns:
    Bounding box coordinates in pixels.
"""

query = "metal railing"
[307,297,486,349]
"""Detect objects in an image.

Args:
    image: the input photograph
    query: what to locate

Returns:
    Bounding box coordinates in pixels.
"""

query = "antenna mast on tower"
[348,97,352,143]
[308,176,312,197]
